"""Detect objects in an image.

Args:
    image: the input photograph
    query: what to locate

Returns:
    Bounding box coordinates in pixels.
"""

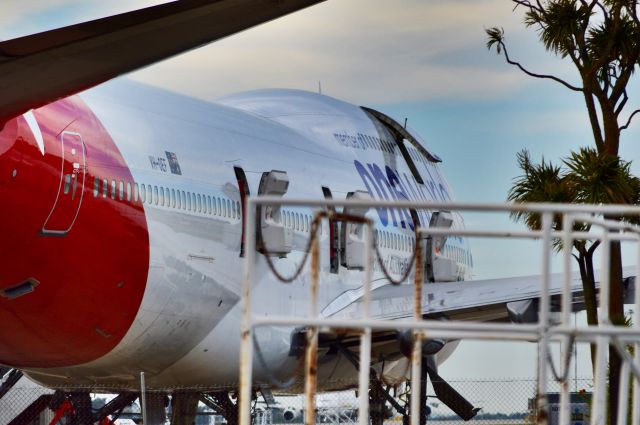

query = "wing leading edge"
[322,269,637,323]
[0,0,325,124]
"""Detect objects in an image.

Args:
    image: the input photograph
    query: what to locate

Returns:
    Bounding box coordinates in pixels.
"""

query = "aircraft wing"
[310,270,636,420]
[0,0,324,123]
[321,269,636,323]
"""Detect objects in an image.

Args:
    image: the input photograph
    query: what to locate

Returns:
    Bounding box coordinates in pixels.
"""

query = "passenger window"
[102,179,108,198]
[141,184,146,203]
[197,194,202,213]
[63,174,71,195]
[208,196,212,214]
[134,183,139,202]
[154,186,159,205]
[119,181,124,200]
[187,192,192,211]
[111,180,116,199]
[93,177,100,197]
[126,182,132,201]
[171,189,176,208]
[192,193,197,212]
[216,198,221,215]
[237,201,241,219]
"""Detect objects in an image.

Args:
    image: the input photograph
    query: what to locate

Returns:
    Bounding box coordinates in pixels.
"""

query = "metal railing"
[238,197,640,425]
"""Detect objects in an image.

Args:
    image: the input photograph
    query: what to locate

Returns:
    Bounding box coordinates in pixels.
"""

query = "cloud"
[0,0,165,38]
[2,0,573,105]
[123,0,568,104]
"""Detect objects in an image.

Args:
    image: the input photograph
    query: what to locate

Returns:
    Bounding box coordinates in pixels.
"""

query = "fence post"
[140,371,147,425]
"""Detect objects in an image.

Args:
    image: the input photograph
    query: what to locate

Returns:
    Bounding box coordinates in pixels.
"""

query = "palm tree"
[508,148,640,370]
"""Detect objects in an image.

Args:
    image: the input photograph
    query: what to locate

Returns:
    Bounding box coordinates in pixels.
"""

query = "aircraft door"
[424,211,457,282]
[321,187,340,274]
[341,191,371,270]
[42,131,86,235]
[256,170,292,257]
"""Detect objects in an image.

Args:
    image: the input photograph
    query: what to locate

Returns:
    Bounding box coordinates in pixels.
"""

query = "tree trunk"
[578,252,598,371]
[608,241,625,425]
[600,105,620,156]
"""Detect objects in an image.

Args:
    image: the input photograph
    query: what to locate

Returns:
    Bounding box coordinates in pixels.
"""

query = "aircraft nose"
[0,106,149,369]
[0,115,64,366]
[0,113,109,369]
[0,113,102,368]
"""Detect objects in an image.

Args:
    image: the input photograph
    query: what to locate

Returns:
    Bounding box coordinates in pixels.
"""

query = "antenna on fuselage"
[404,117,408,129]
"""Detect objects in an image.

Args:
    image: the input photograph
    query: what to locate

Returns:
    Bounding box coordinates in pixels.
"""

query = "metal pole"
[304,229,320,425]
[559,214,573,425]
[633,238,640,425]
[239,198,258,425]
[410,236,424,425]
[618,361,631,425]
[536,212,552,425]
[592,231,610,425]
[140,371,147,425]
[574,312,578,393]
[357,222,373,425]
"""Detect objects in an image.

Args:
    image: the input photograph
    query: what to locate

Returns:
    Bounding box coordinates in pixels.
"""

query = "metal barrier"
[239,197,640,425]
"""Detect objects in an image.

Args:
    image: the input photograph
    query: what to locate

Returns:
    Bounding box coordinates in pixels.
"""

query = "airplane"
[0,1,627,424]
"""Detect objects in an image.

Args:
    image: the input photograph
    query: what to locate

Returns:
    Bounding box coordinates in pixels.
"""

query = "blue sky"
[6,0,638,384]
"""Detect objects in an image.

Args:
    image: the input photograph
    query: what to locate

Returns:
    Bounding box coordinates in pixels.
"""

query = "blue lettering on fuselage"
[353,159,453,231]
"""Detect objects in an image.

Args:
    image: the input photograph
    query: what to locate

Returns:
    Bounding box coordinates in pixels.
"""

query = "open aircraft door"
[42,131,86,235]
[234,167,292,257]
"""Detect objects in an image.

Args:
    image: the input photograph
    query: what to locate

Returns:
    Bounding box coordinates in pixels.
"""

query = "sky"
[4,0,639,394]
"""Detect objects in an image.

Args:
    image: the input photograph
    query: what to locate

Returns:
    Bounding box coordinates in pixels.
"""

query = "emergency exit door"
[42,131,86,235]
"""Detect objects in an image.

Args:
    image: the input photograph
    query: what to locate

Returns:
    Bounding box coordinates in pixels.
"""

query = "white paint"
[23,110,44,155]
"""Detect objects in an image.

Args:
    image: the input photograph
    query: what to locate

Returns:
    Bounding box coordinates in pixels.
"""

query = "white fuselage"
[22,80,472,390]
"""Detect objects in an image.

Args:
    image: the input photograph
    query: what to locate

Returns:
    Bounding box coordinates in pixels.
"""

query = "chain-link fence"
[0,378,594,425]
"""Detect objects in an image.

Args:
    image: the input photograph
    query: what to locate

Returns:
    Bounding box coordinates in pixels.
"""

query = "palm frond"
[485,27,505,53]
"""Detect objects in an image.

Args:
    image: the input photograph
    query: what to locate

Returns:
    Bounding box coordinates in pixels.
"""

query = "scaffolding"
[238,197,640,425]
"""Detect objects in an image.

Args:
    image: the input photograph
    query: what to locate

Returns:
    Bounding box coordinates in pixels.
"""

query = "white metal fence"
[239,197,640,425]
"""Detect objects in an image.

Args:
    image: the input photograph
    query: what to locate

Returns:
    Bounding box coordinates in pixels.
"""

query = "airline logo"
[353,159,452,230]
